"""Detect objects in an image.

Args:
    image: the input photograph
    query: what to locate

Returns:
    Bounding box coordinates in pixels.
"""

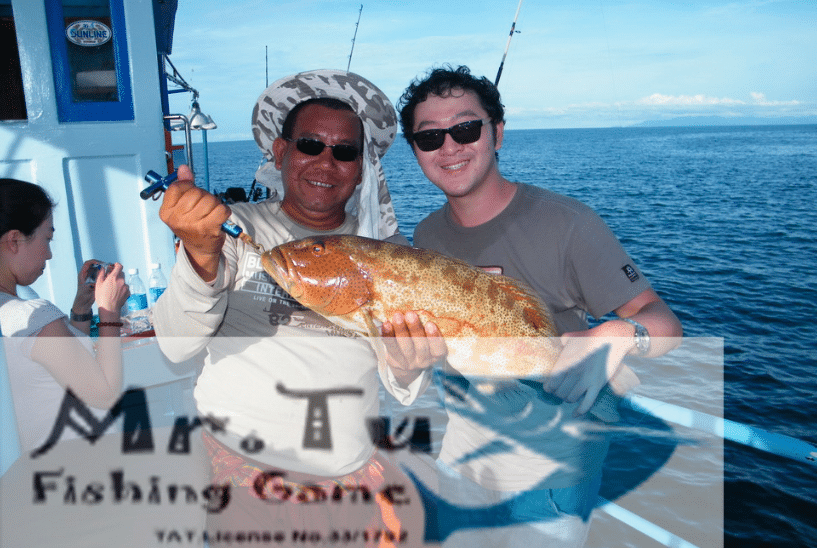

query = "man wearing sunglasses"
[153,70,439,546]
[397,65,683,547]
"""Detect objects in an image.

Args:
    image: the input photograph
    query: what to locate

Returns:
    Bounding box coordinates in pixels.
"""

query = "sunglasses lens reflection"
[330,146,359,162]
[296,139,324,155]
[294,138,359,162]
[413,120,484,152]
[413,131,445,152]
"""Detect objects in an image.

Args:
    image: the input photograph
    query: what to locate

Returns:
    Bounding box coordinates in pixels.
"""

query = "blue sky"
[166,0,816,142]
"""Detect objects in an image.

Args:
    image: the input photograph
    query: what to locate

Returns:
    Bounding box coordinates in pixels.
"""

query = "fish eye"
[311,242,325,255]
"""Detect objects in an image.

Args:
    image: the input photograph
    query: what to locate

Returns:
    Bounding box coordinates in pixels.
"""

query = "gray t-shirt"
[414,183,651,490]
[415,183,651,334]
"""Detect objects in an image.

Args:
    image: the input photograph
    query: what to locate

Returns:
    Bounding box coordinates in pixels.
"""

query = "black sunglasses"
[285,137,361,162]
[411,119,490,152]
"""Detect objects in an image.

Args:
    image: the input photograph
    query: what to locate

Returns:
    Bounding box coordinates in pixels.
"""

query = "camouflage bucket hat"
[251,69,400,240]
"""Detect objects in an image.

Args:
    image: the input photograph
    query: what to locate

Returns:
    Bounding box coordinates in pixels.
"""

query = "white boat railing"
[623,394,817,467]
[594,393,817,548]
[596,497,702,548]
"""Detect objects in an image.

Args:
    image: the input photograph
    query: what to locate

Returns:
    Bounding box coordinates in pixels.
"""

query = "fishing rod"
[347,4,363,72]
[495,0,523,86]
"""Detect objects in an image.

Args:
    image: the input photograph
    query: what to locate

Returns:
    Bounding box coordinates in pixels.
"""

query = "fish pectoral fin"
[363,309,389,369]
[362,308,381,339]
[325,280,373,316]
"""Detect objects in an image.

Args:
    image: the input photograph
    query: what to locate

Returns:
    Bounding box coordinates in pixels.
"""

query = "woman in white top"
[0,178,130,451]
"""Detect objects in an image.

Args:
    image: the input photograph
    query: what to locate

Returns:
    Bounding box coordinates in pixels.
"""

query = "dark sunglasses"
[411,119,490,152]
[285,137,361,162]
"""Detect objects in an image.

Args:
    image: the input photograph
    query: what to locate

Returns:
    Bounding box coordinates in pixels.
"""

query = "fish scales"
[261,235,561,379]
[376,249,548,338]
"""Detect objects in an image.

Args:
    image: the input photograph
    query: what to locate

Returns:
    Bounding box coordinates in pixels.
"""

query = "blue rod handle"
[141,170,244,238]
[140,170,177,199]
[221,220,242,238]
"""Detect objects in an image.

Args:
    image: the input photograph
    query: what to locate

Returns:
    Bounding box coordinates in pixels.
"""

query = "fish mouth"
[261,248,300,297]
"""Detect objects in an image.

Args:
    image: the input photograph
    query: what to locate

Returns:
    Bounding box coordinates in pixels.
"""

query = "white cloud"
[750,92,800,106]
[637,93,746,106]
[501,91,815,130]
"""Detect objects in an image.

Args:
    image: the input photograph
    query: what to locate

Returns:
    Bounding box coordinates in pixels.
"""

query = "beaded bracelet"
[96,321,124,328]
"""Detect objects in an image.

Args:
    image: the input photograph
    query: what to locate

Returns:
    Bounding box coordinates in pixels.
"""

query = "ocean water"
[192,124,817,547]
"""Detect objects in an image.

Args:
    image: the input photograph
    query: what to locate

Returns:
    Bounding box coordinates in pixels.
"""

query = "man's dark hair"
[281,98,363,145]
[397,65,505,149]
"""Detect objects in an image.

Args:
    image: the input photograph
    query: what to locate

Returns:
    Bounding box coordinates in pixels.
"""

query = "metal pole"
[202,129,210,193]
[163,114,193,174]
[495,0,523,86]
[596,498,702,548]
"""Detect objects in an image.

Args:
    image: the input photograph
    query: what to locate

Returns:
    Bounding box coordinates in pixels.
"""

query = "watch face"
[635,325,649,354]
[624,318,649,355]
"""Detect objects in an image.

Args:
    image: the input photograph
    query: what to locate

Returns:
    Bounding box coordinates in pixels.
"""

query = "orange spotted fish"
[261,235,566,379]
[262,234,639,418]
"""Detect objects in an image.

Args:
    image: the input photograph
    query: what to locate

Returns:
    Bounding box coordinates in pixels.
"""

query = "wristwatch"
[622,317,650,356]
[70,310,93,322]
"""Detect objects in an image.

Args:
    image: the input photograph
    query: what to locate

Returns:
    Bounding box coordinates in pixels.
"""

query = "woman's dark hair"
[0,179,55,238]
[397,64,505,149]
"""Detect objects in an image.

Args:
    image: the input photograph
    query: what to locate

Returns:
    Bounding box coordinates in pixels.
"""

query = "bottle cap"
[150,263,160,270]
[128,268,137,275]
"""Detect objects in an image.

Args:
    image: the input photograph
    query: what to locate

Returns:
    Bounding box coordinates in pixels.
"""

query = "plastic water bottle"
[126,268,151,333]
[148,262,167,306]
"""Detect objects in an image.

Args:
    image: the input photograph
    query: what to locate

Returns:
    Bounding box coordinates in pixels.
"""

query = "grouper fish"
[260,235,638,397]
[259,235,560,377]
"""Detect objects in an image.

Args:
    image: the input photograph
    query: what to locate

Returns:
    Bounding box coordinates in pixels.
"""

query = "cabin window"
[46,0,134,122]
[0,1,27,121]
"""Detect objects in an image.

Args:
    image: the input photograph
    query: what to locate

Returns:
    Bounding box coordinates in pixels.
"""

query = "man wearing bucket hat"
[153,70,440,546]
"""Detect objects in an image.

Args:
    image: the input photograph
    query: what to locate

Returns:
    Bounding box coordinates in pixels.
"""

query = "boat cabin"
[1,0,205,479]
[1,0,181,312]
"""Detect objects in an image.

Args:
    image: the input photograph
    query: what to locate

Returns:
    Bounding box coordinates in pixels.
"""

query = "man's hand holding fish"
[547,289,683,416]
[381,311,448,386]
